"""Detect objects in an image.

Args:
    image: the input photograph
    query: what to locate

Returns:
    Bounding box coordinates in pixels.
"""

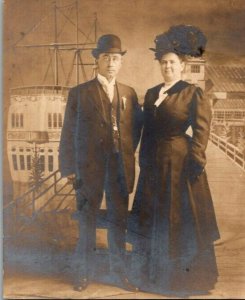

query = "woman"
[131,25,220,295]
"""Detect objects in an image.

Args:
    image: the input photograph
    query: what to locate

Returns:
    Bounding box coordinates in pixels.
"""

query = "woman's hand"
[187,159,204,182]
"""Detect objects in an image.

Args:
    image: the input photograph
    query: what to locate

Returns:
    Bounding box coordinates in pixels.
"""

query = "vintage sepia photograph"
[3,0,245,299]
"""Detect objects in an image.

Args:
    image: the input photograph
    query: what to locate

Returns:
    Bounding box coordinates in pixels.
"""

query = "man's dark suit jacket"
[59,78,142,196]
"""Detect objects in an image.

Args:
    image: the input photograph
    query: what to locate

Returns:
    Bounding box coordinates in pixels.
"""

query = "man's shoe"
[73,278,89,292]
[119,276,139,292]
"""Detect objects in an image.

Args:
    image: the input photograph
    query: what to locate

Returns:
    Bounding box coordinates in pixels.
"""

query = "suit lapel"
[116,82,123,114]
[87,78,107,123]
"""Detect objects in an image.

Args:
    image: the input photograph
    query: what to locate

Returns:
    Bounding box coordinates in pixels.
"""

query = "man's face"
[96,53,122,81]
[159,52,184,83]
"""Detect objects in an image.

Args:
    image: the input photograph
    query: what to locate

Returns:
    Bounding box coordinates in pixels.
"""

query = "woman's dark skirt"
[129,137,220,295]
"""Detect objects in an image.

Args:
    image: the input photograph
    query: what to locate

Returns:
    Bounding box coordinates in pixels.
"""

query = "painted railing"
[209,132,245,171]
[3,169,75,235]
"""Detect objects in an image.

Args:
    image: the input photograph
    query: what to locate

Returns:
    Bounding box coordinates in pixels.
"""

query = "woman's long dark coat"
[131,80,220,292]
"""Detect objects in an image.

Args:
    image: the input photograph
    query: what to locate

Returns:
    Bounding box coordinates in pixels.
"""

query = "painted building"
[205,65,245,148]
[7,86,70,182]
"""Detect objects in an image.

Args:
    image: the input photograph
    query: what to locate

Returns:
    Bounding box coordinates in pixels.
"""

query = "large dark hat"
[150,25,207,60]
[92,34,127,58]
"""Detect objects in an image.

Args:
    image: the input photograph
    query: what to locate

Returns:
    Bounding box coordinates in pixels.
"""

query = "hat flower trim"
[151,24,207,59]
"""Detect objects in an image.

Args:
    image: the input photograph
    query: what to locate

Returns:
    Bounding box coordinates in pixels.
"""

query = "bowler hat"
[92,34,127,58]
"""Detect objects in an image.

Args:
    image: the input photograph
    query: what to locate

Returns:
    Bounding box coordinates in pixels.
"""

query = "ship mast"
[54,0,59,86]
[14,1,97,87]
[95,12,97,47]
[76,0,79,84]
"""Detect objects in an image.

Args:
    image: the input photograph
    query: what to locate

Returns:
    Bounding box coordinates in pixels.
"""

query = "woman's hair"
[176,54,187,62]
[158,52,187,63]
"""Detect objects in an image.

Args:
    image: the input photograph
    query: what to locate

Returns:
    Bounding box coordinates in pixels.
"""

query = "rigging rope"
[58,51,67,84]
[42,49,54,85]
[13,11,52,47]
[56,6,74,40]
[66,52,77,86]
[56,7,94,43]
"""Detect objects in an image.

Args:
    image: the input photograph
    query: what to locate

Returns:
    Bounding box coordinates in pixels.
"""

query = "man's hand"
[73,178,83,190]
[66,175,86,210]
[72,178,86,211]
[67,174,76,185]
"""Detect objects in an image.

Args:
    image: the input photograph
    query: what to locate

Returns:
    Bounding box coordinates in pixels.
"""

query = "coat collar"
[152,80,190,96]
[147,80,190,107]
[164,80,190,96]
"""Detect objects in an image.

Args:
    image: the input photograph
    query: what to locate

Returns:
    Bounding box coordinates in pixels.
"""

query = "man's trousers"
[74,152,129,278]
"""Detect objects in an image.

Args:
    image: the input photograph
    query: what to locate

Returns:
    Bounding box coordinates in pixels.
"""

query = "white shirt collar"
[97,73,116,86]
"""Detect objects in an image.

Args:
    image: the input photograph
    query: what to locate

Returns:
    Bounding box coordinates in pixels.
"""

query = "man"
[59,34,142,292]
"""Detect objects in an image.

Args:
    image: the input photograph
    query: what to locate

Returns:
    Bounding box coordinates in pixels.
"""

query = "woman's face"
[159,52,185,83]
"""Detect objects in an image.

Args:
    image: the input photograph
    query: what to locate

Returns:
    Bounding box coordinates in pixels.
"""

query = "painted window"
[20,114,24,127]
[225,111,233,119]
[20,155,25,170]
[234,111,243,119]
[48,113,63,128]
[40,155,45,172]
[48,156,53,172]
[53,113,57,128]
[11,113,24,128]
[191,65,201,73]
[216,111,224,119]
[48,113,52,128]
[11,114,15,127]
[27,155,32,170]
[58,113,62,128]
[16,114,19,127]
[12,154,18,170]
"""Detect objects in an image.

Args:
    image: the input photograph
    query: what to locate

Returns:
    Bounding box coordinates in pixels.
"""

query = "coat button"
[100,138,104,144]
[100,122,104,127]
